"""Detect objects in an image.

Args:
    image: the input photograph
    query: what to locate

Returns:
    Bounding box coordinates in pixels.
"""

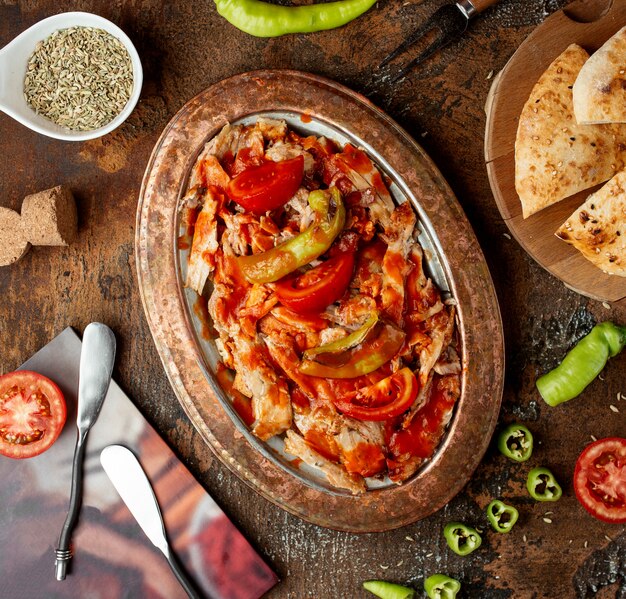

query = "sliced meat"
[231,335,292,440]
[381,203,417,325]
[284,430,366,495]
[186,188,224,294]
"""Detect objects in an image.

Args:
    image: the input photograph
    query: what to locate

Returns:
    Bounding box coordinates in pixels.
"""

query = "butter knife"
[55,322,116,580]
[100,445,201,599]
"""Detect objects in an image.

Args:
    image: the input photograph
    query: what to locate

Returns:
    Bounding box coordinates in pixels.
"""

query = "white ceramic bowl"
[0,12,143,141]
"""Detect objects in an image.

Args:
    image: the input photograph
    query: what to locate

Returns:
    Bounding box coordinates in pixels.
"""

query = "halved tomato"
[0,370,67,459]
[574,437,626,523]
[275,252,355,314]
[333,368,418,421]
[226,155,304,214]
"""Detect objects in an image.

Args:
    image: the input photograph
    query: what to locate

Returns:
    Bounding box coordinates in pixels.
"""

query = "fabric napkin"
[0,327,278,599]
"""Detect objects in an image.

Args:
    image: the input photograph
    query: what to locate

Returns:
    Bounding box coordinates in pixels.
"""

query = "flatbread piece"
[515,44,626,218]
[573,26,626,124]
[556,169,626,277]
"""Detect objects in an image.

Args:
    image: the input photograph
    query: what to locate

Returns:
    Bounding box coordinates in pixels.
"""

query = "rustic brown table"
[1,1,625,597]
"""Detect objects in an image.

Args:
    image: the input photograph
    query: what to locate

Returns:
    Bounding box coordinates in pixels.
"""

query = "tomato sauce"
[193,296,214,341]
[343,442,386,477]
[216,363,255,426]
[388,376,457,459]
[300,113,312,123]
[304,429,341,462]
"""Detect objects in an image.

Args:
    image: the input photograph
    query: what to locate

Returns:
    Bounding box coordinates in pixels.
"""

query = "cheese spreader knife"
[100,445,202,599]
[55,322,116,580]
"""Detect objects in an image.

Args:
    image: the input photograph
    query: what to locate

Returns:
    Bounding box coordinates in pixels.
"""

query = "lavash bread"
[573,26,626,124]
[556,170,626,277]
[515,44,626,219]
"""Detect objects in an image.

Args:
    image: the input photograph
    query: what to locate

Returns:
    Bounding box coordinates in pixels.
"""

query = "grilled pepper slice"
[303,312,378,359]
[298,320,405,379]
[486,499,519,533]
[527,467,562,502]
[363,580,415,599]
[424,574,461,599]
[497,423,533,463]
[443,522,482,556]
[237,187,345,284]
[536,321,626,406]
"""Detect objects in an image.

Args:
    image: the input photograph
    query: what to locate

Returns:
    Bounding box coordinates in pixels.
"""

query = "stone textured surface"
[1,1,625,597]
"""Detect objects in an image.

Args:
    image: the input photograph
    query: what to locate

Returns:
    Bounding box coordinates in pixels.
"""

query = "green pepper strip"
[299,320,405,379]
[536,321,626,406]
[486,499,519,533]
[214,0,377,38]
[443,522,482,556]
[527,467,562,502]
[424,574,461,599]
[237,188,345,284]
[497,423,533,462]
[363,580,415,599]
[303,312,378,360]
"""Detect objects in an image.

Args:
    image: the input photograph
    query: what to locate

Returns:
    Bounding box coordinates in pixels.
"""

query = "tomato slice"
[275,252,355,314]
[226,155,304,214]
[333,368,418,421]
[0,370,67,459]
[574,437,626,523]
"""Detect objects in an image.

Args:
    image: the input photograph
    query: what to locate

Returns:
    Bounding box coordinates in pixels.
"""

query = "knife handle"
[467,0,502,13]
[55,430,87,580]
[165,549,202,599]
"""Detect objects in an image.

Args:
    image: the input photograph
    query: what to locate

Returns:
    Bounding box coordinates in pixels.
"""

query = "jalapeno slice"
[443,522,482,556]
[497,423,533,463]
[424,574,461,599]
[363,580,415,599]
[486,499,519,533]
[527,467,562,502]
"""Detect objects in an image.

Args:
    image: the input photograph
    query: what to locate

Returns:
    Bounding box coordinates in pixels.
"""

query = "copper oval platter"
[136,70,504,532]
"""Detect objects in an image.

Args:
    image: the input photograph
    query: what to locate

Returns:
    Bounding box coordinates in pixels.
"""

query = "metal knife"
[55,322,116,580]
[100,445,202,599]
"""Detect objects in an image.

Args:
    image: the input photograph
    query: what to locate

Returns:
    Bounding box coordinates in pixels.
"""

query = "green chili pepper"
[214,0,377,37]
[363,580,415,599]
[443,522,482,556]
[424,574,461,599]
[527,467,562,502]
[497,423,533,462]
[298,320,405,379]
[486,499,519,533]
[536,321,626,406]
[237,187,345,284]
[303,312,378,360]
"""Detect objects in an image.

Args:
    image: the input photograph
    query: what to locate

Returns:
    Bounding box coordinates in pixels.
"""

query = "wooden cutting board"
[484,0,626,302]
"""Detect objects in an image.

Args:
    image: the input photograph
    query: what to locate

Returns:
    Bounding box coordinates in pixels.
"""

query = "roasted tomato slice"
[574,437,626,523]
[275,252,355,314]
[226,155,304,214]
[0,370,67,459]
[333,368,418,421]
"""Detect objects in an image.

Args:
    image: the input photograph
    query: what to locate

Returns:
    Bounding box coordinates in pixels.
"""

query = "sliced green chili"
[237,187,345,284]
[486,499,519,533]
[424,574,461,599]
[363,580,415,599]
[497,423,533,462]
[214,0,377,38]
[536,321,626,406]
[302,312,378,359]
[443,522,482,556]
[527,467,562,502]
